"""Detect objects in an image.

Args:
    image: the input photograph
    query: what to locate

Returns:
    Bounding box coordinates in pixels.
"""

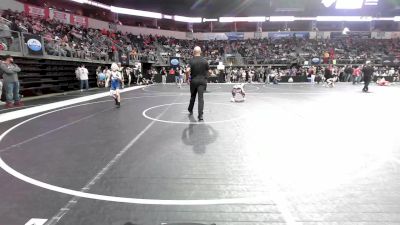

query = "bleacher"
[14,57,101,96]
[2,5,400,100]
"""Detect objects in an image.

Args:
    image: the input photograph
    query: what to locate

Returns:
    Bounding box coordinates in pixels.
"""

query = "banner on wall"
[24,4,49,18]
[24,4,87,27]
[371,32,391,39]
[390,32,400,39]
[330,32,371,39]
[24,34,43,55]
[268,32,309,39]
[382,57,400,66]
[226,32,244,40]
[49,9,70,24]
[371,32,392,39]
[186,32,193,39]
[71,15,89,27]
[254,31,262,39]
[169,57,180,68]
[109,23,117,31]
[203,33,228,40]
[311,57,321,64]
[315,32,330,40]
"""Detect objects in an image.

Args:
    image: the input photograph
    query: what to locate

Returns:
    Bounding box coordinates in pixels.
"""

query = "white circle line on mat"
[0,98,263,205]
[142,85,222,93]
[142,102,247,124]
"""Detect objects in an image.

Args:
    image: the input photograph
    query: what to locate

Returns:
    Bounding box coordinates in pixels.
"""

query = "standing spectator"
[178,67,184,88]
[309,66,316,84]
[160,67,167,84]
[393,70,400,83]
[125,66,133,87]
[0,55,22,108]
[264,66,271,84]
[76,64,89,92]
[388,67,395,77]
[353,66,361,85]
[96,66,106,87]
[136,67,143,84]
[0,71,3,101]
[117,63,124,88]
[344,65,353,82]
[174,67,180,87]
[322,66,332,86]
[169,67,175,83]
[108,47,114,62]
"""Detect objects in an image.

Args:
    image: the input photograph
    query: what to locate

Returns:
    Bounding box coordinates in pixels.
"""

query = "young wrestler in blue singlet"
[106,63,123,108]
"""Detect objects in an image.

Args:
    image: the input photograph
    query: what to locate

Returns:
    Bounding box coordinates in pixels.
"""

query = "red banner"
[24,4,49,18]
[71,15,89,27]
[24,4,89,28]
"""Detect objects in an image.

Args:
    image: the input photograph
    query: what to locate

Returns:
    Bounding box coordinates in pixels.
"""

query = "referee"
[362,61,374,93]
[186,46,211,121]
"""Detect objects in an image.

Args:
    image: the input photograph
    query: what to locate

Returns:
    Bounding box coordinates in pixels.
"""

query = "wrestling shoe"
[14,101,24,107]
[4,102,14,109]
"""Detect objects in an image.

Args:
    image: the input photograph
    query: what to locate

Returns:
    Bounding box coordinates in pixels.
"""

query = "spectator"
[96,66,106,87]
[353,66,361,85]
[160,67,167,84]
[0,70,2,101]
[125,66,133,87]
[0,55,22,108]
[76,64,89,92]
[344,65,353,82]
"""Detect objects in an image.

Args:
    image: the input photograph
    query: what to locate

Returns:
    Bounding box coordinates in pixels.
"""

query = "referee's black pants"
[188,79,207,116]
[363,76,371,92]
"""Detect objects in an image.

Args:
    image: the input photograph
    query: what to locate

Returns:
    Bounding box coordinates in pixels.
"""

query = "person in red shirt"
[169,68,175,76]
[352,66,361,85]
[309,66,316,84]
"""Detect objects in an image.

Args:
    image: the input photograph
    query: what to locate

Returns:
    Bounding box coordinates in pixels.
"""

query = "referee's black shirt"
[362,65,374,78]
[189,56,209,80]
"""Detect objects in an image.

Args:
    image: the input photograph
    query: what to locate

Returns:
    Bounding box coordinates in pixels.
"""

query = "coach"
[186,46,211,121]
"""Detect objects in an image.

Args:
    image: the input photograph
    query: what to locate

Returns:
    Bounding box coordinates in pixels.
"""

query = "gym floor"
[1,83,400,225]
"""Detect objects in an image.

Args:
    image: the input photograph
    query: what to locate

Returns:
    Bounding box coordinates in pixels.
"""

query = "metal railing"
[42,37,112,61]
[0,28,115,64]
[240,57,294,65]
[0,29,23,53]
[0,28,391,67]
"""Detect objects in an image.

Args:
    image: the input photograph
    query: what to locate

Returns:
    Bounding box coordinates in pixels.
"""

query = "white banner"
[49,9,70,24]
[371,32,391,39]
[201,33,228,40]
[71,15,89,27]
